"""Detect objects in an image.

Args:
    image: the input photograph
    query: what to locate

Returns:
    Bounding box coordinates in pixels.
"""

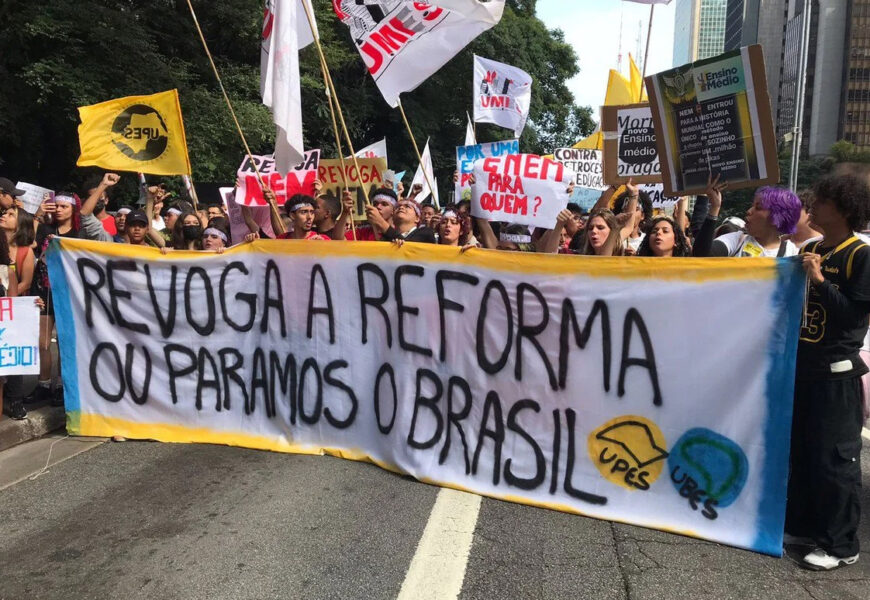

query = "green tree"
[0,0,594,203]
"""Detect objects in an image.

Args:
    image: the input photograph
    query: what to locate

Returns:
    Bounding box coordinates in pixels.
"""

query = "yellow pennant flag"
[629,54,648,102]
[77,89,191,176]
[573,69,635,150]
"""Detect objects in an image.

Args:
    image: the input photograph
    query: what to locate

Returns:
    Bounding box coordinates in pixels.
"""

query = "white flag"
[465,113,476,146]
[411,139,439,207]
[261,0,317,173]
[347,138,388,161]
[335,1,504,107]
[473,55,532,138]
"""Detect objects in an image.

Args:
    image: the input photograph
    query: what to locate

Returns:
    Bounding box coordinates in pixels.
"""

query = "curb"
[0,406,66,453]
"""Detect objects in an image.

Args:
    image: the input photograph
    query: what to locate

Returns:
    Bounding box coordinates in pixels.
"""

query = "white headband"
[290,201,314,213]
[117,207,131,215]
[202,228,228,243]
[55,195,75,206]
[372,193,397,206]
[499,232,531,244]
[399,201,421,217]
[167,207,182,216]
[442,210,458,219]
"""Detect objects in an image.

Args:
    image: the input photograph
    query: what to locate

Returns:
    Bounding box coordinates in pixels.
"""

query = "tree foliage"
[0,0,594,202]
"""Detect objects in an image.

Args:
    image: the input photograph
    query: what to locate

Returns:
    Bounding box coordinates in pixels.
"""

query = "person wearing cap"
[693,174,801,258]
[0,178,24,213]
[277,194,330,241]
[380,199,436,244]
[346,188,399,242]
[124,209,150,246]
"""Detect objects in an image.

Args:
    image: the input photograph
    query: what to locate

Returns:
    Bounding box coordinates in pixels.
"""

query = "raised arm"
[81,173,119,216]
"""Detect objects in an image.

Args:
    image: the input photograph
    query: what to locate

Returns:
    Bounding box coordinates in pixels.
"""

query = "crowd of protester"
[0,165,869,571]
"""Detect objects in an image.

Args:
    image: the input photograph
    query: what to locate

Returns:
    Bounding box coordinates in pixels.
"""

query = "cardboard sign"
[554,148,606,190]
[645,45,780,196]
[318,158,387,221]
[471,154,573,227]
[48,237,805,557]
[0,296,40,376]
[642,184,680,209]
[602,103,662,184]
[15,182,53,216]
[456,140,520,203]
[235,150,320,208]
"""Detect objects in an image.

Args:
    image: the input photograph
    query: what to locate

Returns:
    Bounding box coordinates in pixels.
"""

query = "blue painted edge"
[752,258,805,555]
[44,239,80,415]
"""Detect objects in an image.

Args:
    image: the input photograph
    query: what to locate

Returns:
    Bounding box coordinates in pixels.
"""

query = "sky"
[536,0,676,120]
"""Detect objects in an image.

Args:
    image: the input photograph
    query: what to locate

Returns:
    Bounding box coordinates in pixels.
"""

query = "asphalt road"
[0,436,868,600]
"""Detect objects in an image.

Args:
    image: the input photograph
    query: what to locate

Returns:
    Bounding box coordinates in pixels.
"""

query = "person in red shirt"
[277,195,330,241]
[345,188,397,241]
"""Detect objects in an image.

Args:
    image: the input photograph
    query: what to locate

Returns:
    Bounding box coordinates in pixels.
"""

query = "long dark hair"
[636,216,692,257]
[171,211,202,250]
[12,209,35,248]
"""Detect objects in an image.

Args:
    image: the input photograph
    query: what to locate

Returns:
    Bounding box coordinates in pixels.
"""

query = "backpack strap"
[777,239,789,258]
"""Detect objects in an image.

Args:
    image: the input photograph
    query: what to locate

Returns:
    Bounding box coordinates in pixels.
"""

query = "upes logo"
[696,67,740,92]
[111,104,169,162]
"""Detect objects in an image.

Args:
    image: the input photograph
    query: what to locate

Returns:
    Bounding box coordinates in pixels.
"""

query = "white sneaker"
[783,533,814,545]
[801,548,859,571]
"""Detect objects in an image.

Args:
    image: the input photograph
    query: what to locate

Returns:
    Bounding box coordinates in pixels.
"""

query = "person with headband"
[113,207,131,243]
[435,206,473,247]
[278,194,331,241]
[380,198,436,244]
[346,187,399,241]
[693,175,801,258]
[202,218,230,252]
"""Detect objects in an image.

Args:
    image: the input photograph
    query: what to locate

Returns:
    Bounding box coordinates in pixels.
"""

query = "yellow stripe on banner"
[54,238,778,283]
[72,412,702,540]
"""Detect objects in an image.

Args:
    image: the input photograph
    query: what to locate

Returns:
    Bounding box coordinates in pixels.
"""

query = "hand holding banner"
[471,154,573,228]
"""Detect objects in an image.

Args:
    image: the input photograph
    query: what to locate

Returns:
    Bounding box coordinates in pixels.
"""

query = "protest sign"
[554,148,606,211]
[15,182,53,216]
[471,154,573,228]
[224,187,276,245]
[646,45,779,196]
[456,140,519,202]
[0,297,40,376]
[642,184,680,210]
[235,150,320,208]
[318,158,387,220]
[602,103,662,185]
[47,238,804,557]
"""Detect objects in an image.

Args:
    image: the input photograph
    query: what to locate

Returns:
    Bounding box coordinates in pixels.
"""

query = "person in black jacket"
[380,199,436,244]
[786,174,870,571]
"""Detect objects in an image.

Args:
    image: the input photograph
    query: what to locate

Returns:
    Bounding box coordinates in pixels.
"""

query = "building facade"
[673,0,729,65]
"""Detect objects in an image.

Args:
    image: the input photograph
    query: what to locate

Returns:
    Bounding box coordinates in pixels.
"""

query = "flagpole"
[398,97,440,210]
[298,0,371,210]
[640,4,655,98]
[184,0,285,234]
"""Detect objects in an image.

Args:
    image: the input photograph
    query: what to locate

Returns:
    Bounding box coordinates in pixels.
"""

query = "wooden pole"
[184,0,285,234]
[398,98,439,209]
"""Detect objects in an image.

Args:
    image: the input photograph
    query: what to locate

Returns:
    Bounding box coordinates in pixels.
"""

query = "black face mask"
[94,201,106,214]
[182,225,202,241]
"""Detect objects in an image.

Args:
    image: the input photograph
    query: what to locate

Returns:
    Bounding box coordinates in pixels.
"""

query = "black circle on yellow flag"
[110,104,169,162]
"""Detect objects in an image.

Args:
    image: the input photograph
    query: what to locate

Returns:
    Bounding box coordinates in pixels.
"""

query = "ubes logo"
[696,67,740,92]
[111,104,169,162]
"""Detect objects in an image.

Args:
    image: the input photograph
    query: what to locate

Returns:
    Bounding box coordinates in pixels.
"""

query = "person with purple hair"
[693,175,803,257]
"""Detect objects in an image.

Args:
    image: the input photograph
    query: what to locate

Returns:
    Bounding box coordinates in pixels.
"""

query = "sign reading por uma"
[46,239,803,557]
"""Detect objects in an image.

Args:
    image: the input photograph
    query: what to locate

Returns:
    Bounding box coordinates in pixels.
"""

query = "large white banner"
[473,55,532,138]
[47,239,804,557]
[471,154,573,228]
[335,1,503,107]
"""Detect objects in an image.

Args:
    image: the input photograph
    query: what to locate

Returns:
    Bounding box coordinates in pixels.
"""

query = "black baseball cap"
[126,209,149,227]
[0,178,24,197]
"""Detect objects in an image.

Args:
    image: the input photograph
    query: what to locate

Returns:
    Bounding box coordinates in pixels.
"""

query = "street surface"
[1,433,868,600]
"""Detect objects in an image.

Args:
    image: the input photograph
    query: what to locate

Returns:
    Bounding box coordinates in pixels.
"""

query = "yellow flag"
[572,69,635,150]
[629,54,648,102]
[77,89,191,176]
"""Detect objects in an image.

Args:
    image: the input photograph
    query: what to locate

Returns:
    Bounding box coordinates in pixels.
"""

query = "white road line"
[863,428,870,442]
[397,488,482,600]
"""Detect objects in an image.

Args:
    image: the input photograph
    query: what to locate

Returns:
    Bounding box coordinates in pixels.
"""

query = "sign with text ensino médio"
[47,237,804,557]
[602,103,662,185]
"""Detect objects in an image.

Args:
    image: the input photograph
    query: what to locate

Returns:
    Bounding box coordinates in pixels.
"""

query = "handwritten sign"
[456,140,519,202]
[0,296,40,375]
[471,154,573,227]
[234,150,320,208]
[15,182,53,216]
[318,158,387,221]
[47,238,805,557]
[602,103,662,184]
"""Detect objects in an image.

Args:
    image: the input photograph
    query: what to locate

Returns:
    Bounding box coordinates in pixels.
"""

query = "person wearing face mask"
[83,175,117,237]
[171,211,204,250]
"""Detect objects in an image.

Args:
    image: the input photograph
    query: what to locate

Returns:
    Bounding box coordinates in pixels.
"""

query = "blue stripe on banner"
[44,239,80,414]
[752,258,806,555]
